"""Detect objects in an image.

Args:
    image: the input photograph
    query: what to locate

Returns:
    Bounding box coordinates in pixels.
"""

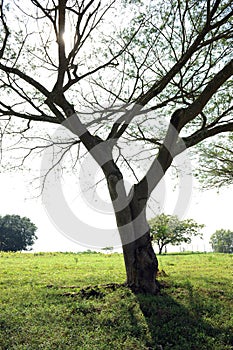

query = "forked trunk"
[120,197,160,294]
[106,171,159,294]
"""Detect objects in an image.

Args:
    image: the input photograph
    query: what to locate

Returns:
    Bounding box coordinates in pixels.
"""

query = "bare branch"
[0,1,10,59]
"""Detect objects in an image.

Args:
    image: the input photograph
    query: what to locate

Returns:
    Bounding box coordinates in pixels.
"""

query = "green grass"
[0,252,232,349]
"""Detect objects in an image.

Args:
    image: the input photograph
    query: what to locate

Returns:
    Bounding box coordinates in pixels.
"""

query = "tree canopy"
[0,0,232,293]
[149,214,204,254]
[198,134,233,188]
[210,229,233,253]
[0,215,37,252]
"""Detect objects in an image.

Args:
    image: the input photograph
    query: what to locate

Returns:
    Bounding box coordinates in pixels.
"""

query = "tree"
[0,215,37,252]
[210,229,233,253]
[0,0,232,293]
[198,134,233,188]
[149,214,203,254]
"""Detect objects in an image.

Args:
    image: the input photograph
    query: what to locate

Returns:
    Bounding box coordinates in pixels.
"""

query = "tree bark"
[106,169,160,294]
[122,231,160,294]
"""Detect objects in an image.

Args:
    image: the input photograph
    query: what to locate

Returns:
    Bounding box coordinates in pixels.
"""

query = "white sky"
[0,2,232,254]
[0,167,232,253]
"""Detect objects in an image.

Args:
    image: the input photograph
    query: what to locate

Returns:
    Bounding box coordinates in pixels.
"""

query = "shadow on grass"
[36,282,232,349]
[135,282,232,350]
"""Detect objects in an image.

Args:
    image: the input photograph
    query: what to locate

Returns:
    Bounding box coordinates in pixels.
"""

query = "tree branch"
[180,59,233,130]
[0,1,10,59]
[182,122,233,150]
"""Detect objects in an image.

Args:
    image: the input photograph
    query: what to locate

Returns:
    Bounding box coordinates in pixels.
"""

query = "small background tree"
[0,215,37,252]
[210,229,233,253]
[149,214,204,254]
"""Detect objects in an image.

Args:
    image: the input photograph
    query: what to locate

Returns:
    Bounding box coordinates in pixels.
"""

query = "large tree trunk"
[106,169,160,294]
[122,231,160,294]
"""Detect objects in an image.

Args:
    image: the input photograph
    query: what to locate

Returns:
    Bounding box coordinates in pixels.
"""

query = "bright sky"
[0,167,232,253]
[0,2,232,254]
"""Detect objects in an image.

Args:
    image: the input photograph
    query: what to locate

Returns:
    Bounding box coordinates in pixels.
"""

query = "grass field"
[0,252,232,349]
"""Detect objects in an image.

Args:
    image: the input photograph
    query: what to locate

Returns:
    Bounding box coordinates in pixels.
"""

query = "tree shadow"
[135,282,232,350]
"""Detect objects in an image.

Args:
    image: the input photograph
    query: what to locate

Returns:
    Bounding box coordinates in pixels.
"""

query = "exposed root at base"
[47,282,127,298]
[47,280,163,297]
